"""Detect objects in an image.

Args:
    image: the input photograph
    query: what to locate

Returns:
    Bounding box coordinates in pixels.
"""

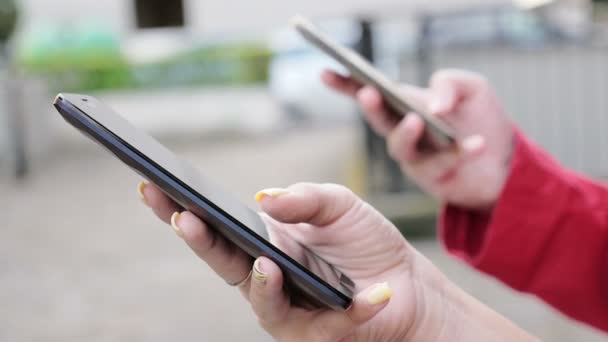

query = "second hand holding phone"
[291,16,457,151]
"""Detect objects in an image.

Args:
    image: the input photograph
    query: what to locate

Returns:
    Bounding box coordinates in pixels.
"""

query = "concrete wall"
[16,0,520,37]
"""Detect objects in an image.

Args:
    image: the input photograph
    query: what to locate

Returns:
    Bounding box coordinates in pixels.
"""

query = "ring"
[227,270,253,287]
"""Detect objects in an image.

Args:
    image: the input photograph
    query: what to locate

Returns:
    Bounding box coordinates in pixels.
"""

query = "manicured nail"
[254,188,289,202]
[137,181,148,204]
[170,212,185,239]
[367,282,393,305]
[252,258,267,285]
[461,135,484,152]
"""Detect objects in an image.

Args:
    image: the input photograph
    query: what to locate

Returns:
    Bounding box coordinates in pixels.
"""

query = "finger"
[357,86,400,136]
[398,84,435,114]
[138,182,181,224]
[411,134,486,184]
[311,282,393,341]
[387,113,425,163]
[254,183,357,227]
[321,69,363,97]
[429,69,487,116]
[171,211,253,290]
[248,257,290,331]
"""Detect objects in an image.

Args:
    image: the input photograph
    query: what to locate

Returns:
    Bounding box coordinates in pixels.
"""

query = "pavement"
[0,87,606,341]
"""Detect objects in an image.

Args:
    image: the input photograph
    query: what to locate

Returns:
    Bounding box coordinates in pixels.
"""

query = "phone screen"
[56,94,355,301]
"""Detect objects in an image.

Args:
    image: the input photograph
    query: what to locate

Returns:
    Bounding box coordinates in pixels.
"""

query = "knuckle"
[195,226,218,256]
[326,183,354,197]
[325,184,357,206]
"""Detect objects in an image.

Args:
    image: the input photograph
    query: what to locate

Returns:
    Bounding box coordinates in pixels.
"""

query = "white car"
[268,19,361,124]
[268,18,415,125]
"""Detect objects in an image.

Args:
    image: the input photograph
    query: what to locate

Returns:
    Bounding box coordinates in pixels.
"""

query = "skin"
[137,69,532,340]
[321,69,513,209]
[140,182,536,341]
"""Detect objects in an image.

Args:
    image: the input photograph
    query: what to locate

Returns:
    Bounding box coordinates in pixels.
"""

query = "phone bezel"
[53,94,353,311]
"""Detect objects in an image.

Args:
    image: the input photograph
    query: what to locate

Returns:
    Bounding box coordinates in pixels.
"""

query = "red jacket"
[440,130,608,333]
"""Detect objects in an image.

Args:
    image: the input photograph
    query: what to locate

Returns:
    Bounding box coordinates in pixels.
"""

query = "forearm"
[445,282,539,342]
[441,130,608,331]
[406,254,538,342]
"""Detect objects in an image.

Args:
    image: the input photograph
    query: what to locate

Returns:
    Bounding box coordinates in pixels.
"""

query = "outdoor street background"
[3,0,608,341]
[1,87,606,341]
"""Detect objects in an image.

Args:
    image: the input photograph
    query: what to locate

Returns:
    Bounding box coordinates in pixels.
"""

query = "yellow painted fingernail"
[252,258,267,285]
[254,188,289,202]
[170,212,185,239]
[367,282,393,305]
[137,181,148,204]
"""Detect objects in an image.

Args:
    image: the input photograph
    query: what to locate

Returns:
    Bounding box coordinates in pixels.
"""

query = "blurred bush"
[130,44,272,90]
[18,24,272,92]
[393,214,437,240]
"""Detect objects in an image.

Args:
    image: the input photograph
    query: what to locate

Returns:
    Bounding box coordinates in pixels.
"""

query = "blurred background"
[1,0,608,340]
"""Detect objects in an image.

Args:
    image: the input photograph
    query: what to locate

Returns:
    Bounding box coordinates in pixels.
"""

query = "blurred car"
[268,6,585,124]
[269,18,416,124]
[268,19,362,124]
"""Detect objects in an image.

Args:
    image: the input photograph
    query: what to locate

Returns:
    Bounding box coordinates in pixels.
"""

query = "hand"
[323,69,514,209]
[138,182,537,341]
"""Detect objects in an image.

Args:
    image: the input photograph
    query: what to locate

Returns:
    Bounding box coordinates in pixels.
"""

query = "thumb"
[310,282,393,341]
[254,183,357,227]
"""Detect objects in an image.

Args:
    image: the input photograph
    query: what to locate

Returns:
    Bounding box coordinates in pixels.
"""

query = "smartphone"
[291,16,456,150]
[53,93,354,310]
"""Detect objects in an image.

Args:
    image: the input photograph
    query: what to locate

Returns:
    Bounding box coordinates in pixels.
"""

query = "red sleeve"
[440,130,608,333]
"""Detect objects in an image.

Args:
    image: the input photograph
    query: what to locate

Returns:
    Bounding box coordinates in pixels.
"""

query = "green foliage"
[129,43,272,89]
[392,214,437,239]
[20,35,272,92]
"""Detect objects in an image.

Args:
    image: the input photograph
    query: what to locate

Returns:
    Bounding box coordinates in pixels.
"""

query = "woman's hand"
[323,69,514,209]
[138,182,537,341]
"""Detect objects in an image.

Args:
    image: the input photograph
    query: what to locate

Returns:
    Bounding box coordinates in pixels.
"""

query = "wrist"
[453,124,517,211]
[442,282,539,342]
[406,253,539,342]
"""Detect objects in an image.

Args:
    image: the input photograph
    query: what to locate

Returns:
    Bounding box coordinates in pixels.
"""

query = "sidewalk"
[1,123,605,341]
[50,86,285,145]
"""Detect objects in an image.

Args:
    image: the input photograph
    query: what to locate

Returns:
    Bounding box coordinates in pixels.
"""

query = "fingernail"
[170,212,185,239]
[137,181,148,205]
[429,98,443,114]
[461,135,484,152]
[367,282,393,305]
[254,188,289,202]
[253,258,267,285]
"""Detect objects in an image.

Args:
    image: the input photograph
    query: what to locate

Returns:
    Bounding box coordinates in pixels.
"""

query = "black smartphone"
[291,16,456,150]
[53,93,354,310]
